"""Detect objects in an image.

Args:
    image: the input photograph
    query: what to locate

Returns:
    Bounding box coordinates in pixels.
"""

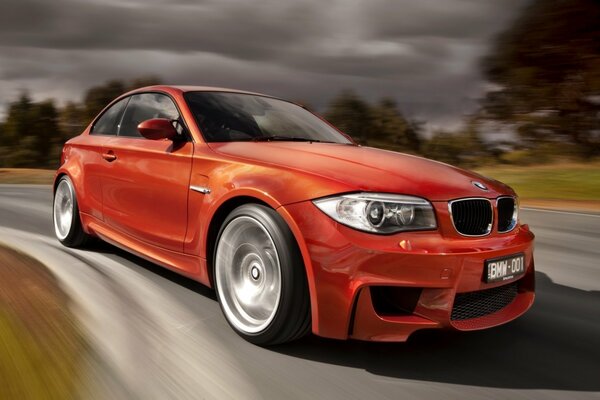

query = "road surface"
[0,185,599,399]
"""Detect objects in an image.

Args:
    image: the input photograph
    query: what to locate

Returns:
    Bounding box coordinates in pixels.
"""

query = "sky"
[0,0,528,131]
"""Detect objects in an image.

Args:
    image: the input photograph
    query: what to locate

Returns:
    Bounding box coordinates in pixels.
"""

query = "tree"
[423,120,488,167]
[324,90,374,144]
[2,93,33,149]
[30,100,60,166]
[0,95,61,168]
[59,102,86,140]
[6,136,38,168]
[127,75,162,91]
[483,0,600,158]
[422,131,463,166]
[372,98,422,153]
[0,122,7,167]
[83,80,127,121]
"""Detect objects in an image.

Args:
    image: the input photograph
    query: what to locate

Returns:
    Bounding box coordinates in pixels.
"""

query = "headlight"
[313,193,437,234]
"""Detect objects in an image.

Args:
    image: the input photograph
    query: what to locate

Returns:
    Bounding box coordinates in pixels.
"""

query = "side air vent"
[370,286,422,316]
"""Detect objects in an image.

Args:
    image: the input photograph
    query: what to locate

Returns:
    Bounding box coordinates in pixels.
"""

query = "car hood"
[209,142,513,201]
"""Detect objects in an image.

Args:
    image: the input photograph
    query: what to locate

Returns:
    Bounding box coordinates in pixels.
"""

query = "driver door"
[101,92,193,252]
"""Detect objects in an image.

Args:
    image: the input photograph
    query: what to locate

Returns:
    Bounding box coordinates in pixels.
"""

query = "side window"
[91,97,129,135]
[118,93,180,138]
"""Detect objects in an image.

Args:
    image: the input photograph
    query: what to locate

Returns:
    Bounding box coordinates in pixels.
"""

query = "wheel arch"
[204,193,317,333]
[53,171,68,193]
[53,168,93,236]
[205,195,272,287]
[53,162,82,195]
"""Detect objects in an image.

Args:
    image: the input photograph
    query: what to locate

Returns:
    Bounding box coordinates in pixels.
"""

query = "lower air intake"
[451,282,518,321]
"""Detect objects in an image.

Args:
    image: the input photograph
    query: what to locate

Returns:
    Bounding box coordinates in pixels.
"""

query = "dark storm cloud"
[0,0,529,128]
[362,0,528,39]
[0,0,319,57]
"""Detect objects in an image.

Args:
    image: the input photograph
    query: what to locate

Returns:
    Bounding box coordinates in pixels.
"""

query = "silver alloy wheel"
[53,179,74,241]
[215,215,282,334]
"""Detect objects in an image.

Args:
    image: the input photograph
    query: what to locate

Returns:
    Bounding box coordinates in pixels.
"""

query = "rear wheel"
[53,176,91,248]
[214,204,311,345]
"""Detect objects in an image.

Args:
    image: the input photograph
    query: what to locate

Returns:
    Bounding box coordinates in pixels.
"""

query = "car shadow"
[84,240,216,301]
[83,241,600,392]
[273,271,600,391]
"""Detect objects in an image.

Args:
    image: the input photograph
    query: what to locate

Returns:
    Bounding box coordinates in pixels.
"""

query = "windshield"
[184,92,352,144]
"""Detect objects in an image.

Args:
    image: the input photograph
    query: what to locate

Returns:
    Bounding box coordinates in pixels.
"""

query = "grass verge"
[476,162,600,211]
[0,245,86,400]
[0,168,55,184]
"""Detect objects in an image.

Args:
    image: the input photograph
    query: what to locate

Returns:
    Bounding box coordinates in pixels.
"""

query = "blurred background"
[0,0,599,206]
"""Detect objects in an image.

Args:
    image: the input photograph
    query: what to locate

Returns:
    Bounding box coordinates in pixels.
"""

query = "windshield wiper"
[250,135,330,143]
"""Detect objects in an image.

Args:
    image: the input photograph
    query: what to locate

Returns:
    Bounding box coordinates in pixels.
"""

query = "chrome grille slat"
[449,198,493,236]
[497,197,517,233]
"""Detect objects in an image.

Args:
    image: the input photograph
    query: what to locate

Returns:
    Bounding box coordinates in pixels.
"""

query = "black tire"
[214,204,311,345]
[53,176,92,248]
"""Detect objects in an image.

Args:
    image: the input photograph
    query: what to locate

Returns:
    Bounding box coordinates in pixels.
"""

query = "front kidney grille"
[451,282,519,321]
[449,199,493,236]
[497,197,516,232]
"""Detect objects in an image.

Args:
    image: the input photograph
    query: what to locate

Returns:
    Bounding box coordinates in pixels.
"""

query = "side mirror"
[137,118,178,140]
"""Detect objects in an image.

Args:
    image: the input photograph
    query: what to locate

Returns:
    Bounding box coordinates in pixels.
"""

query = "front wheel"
[53,176,91,248]
[214,204,311,345]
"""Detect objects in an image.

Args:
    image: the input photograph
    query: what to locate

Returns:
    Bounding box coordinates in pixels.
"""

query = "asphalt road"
[0,184,599,400]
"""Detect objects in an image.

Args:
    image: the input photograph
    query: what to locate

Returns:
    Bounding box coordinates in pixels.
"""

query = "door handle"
[102,151,117,162]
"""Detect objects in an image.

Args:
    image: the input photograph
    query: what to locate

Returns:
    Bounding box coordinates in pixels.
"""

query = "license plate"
[485,253,525,283]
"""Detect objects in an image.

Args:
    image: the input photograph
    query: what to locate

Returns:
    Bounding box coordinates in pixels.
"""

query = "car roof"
[129,85,272,98]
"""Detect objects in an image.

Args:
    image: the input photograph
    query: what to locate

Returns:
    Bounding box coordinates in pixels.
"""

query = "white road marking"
[522,207,600,217]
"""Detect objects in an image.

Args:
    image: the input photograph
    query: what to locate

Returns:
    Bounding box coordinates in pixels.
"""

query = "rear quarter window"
[91,97,130,135]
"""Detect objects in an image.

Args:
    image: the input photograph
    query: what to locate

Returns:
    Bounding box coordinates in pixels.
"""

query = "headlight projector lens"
[366,201,385,227]
[396,205,415,225]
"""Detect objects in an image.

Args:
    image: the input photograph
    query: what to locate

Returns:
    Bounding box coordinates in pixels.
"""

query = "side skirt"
[81,213,211,287]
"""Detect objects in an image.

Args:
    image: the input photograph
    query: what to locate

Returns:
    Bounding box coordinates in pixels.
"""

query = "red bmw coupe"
[53,86,535,345]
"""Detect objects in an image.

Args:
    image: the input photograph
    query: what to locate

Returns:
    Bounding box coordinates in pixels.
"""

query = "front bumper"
[281,200,535,341]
